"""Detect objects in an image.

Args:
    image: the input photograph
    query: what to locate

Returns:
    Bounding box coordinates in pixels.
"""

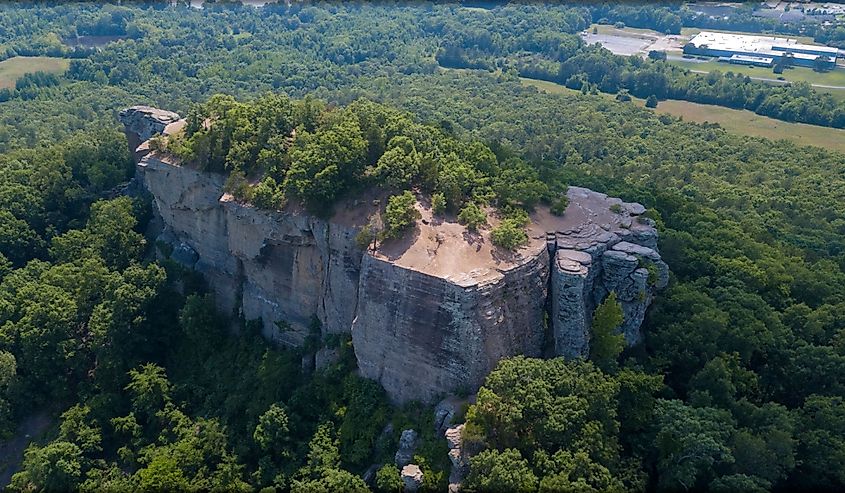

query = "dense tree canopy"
[0,2,843,492]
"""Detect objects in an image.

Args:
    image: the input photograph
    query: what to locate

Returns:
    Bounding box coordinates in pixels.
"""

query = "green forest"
[0,2,843,492]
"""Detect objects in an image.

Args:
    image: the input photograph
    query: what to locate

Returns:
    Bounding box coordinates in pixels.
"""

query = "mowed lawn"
[520,77,845,153]
[0,56,69,89]
[667,58,845,88]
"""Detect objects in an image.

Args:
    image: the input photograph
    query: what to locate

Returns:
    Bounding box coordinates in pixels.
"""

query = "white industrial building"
[684,31,838,69]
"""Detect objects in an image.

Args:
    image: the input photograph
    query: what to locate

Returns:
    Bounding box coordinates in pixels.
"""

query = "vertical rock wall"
[121,107,668,404]
[352,248,549,403]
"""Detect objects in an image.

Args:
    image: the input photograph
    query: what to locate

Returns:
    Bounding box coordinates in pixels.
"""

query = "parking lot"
[580,26,688,57]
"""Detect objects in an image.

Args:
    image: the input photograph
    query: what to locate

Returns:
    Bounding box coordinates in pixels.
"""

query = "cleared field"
[667,58,845,88]
[520,77,845,153]
[0,56,69,89]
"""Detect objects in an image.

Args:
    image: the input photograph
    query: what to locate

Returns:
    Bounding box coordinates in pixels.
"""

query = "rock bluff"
[120,106,668,403]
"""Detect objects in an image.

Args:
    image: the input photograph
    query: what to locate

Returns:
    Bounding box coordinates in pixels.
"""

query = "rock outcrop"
[444,424,469,492]
[401,464,424,493]
[394,429,419,467]
[120,107,668,404]
[543,188,669,358]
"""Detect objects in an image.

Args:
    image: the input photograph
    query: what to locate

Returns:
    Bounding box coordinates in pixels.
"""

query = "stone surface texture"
[120,107,668,404]
[394,429,419,467]
[445,424,469,492]
[401,464,423,493]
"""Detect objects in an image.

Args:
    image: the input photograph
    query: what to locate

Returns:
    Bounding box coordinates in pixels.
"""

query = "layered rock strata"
[120,107,668,404]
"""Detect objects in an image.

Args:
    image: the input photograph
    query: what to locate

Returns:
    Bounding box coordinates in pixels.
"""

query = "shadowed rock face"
[120,107,668,404]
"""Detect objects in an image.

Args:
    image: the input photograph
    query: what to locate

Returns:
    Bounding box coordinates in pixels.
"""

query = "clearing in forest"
[520,77,845,153]
[0,56,69,89]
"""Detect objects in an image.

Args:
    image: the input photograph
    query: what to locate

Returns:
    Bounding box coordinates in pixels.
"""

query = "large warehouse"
[684,31,839,69]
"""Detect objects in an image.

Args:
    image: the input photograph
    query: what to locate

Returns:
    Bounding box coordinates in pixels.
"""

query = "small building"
[685,31,838,69]
[718,54,775,67]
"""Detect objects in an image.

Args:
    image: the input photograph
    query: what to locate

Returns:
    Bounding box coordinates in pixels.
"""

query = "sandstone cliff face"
[121,107,668,403]
[541,188,669,358]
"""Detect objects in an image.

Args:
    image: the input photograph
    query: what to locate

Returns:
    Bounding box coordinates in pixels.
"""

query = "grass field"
[667,58,845,88]
[520,77,845,153]
[0,56,69,89]
[591,24,666,39]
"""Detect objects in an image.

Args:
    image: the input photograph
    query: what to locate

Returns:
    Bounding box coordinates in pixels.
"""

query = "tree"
[458,203,487,232]
[590,292,625,371]
[383,190,420,238]
[814,55,832,73]
[367,135,420,189]
[464,357,621,465]
[125,363,171,420]
[11,441,84,492]
[254,403,290,452]
[654,399,736,491]
[550,195,569,216]
[291,422,369,493]
[794,395,845,489]
[465,448,538,493]
[493,158,548,209]
[491,219,528,250]
[431,192,446,216]
[375,465,403,493]
[136,453,191,492]
[645,94,659,108]
[58,405,102,456]
[51,197,144,270]
[251,176,285,210]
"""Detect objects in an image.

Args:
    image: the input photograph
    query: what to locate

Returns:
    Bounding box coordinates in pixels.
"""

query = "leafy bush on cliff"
[383,191,420,239]
[490,219,528,250]
[458,203,487,232]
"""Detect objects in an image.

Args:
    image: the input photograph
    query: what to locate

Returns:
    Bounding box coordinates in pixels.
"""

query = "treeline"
[1,2,843,153]
[166,93,563,248]
[427,7,845,128]
[524,45,845,128]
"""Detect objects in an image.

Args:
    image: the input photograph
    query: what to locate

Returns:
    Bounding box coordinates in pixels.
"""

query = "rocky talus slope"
[121,106,668,403]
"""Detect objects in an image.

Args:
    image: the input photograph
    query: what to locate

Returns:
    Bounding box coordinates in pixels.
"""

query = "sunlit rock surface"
[121,107,668,403]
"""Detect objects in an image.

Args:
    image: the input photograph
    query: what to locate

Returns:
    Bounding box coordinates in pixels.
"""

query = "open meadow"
[520,76,845,153]
[0,56,69,89]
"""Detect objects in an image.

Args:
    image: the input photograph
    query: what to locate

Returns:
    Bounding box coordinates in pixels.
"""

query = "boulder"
[315,346,340,370]
[434,395,475,434]
[394,429,419,467]
[401,464,424,493]
[445,424,469,492]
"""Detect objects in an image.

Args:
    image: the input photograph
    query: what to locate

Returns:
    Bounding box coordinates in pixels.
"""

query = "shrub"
[252,177,285,210]
[375,465,402,493]
[550,195,569,216]
[383,191,420,238]
[491,219,528,250]
[609,203,623,214]
[431,192,446,216]
[645,95,659,108]
[458,203,487,231]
